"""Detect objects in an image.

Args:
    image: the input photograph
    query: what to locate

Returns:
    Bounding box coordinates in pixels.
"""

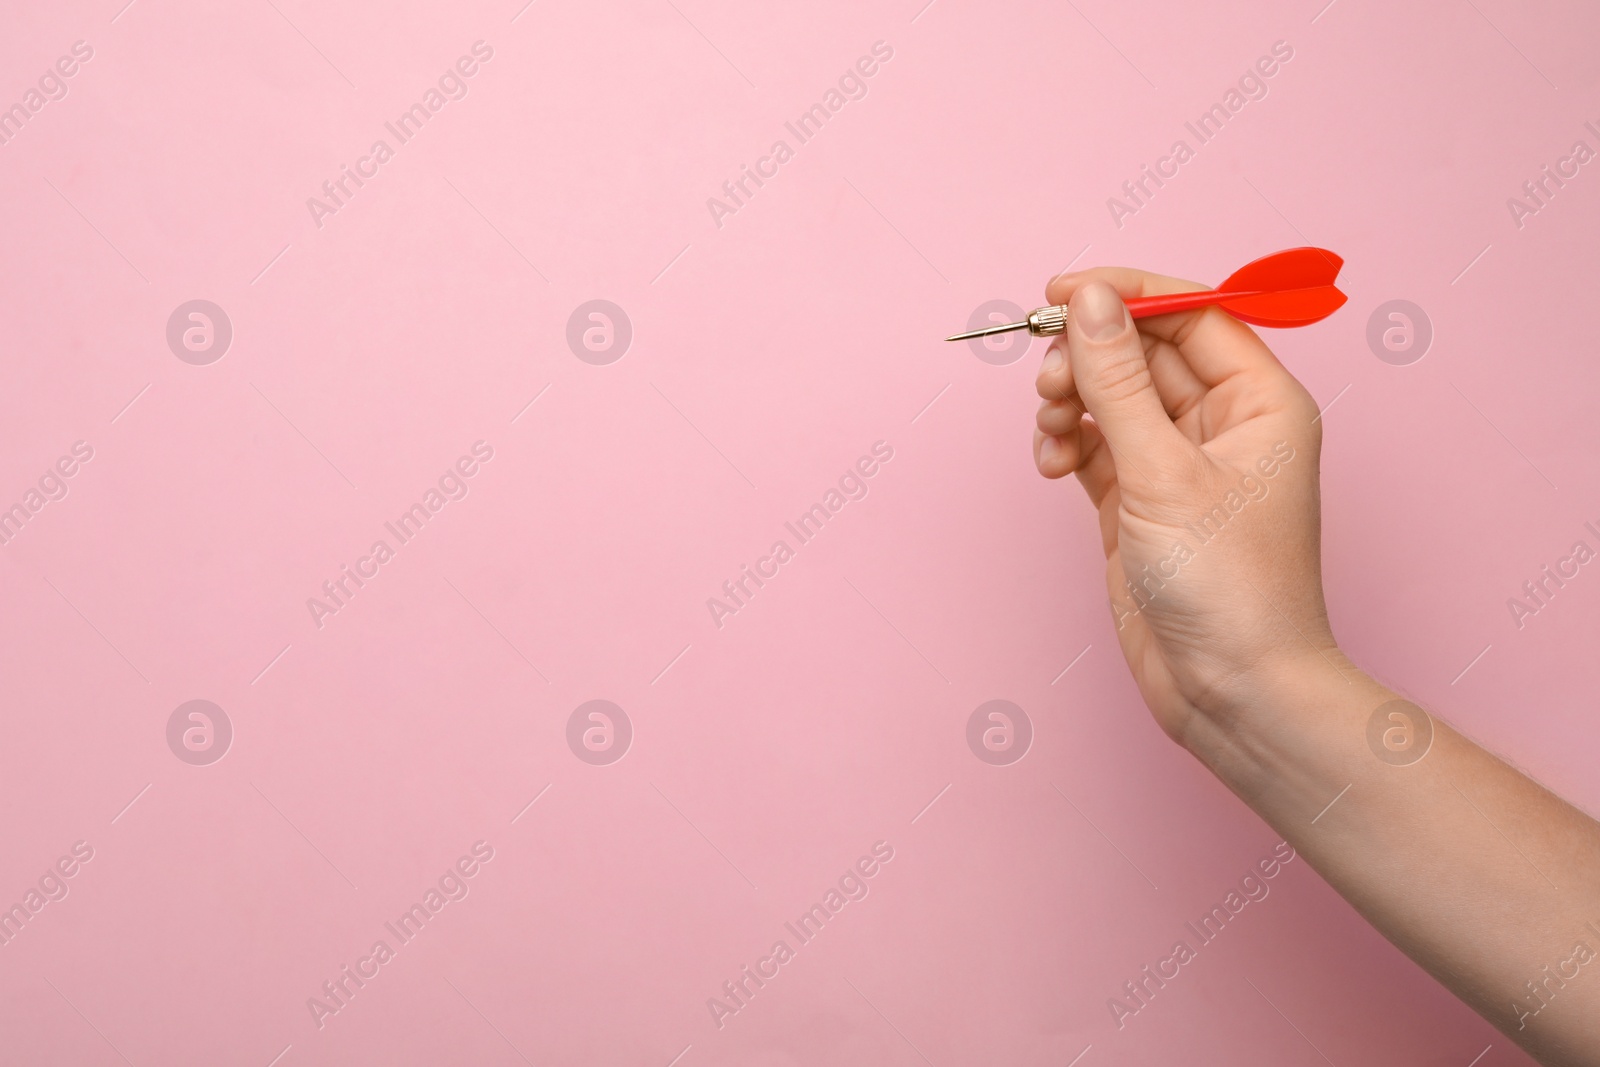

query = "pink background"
[2,0,1598,1064]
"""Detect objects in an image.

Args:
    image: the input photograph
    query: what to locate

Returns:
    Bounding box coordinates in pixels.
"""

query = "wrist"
[1176,649,1396,797]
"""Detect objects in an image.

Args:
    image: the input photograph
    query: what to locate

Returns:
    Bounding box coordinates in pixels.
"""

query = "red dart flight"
[1122,246,1346,326]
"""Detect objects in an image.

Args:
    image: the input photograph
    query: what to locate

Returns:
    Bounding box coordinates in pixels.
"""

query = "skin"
[1033,268,1600,1066]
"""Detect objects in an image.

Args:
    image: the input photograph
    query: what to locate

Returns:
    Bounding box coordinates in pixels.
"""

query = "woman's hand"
[1033,269,1340,742]
[1035,263,1600,1067]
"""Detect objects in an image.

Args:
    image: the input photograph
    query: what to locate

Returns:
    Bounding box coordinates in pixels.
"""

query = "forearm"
[1181,653,1600,1066]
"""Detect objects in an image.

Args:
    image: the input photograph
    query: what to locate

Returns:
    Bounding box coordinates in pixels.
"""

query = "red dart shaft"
[1125,289,1261,318]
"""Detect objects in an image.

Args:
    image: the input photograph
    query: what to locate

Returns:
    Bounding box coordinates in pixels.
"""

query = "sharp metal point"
[945,320,1029,342]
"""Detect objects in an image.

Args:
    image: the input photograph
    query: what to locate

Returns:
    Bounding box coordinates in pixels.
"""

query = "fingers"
[1035,336,1087,437]
[1034,410,1095,477]
[1034,417,1116,505]
[1065,282,1194,475]
[1036,398,1081,436]
[1143,337,1208,430]
[1035,338,1076,402]
[1034,335,1102,486]
[1034,428,1076,479]
[1048,265,1295,392]
[1043,327,1208,435]
[1046,264,1203,307]
[1047,266,1205,378]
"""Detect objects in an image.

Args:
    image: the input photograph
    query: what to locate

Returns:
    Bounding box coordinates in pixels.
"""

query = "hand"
[1035,268,1600,1067]
[1033,269,1341,742]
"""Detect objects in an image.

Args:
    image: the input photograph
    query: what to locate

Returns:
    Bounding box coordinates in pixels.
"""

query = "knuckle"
[1091,351,1155,404]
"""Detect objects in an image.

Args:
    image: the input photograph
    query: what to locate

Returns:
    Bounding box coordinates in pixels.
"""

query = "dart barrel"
[1026,305,1070,337]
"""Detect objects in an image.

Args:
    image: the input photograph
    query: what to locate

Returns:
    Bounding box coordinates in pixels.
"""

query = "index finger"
[1046,265,1288,390]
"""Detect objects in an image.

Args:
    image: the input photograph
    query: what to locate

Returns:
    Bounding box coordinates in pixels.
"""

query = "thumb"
[1067,281,1191,474]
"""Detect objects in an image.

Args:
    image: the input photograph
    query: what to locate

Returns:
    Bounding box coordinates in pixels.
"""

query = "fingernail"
[1042,342,1064,373]
[1039,435,1063,463]
[1075,282,1126,341]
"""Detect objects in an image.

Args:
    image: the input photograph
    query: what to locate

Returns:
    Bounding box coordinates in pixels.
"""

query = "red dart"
[945,247,1347,341]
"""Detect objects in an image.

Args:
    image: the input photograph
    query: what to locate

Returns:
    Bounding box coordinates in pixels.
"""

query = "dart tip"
[944,321,1029,342]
